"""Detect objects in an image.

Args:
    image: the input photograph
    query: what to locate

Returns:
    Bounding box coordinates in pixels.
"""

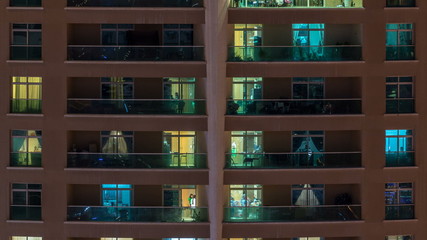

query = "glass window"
[11,23,42,60]
[292,24,324,46]
[101,184,133,206]
[385,182,414,220]
[386,236,413,240]
[386,23,414,60]
[385,129,414,167]
[230,131,263,166]
[386,76,414,113]
[101,24,134,45]
[11,130,42,167]
[292,184,324,206]
[163,24,194,45]
[230,185,262,207]
[163,78,196,100]
[163,185,196,207]
[101,77,134,99]
[292,77,324,99]
[101,131,134,153]
[11,76,42,113]
[10,0,42,7]
[11,237,43,240]
[294,0,324,7]
[12,183,42,206]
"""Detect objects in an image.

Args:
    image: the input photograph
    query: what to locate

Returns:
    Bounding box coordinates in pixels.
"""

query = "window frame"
[11,183,42,207]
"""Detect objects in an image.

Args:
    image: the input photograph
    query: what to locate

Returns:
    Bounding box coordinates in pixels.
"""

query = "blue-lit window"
[101,184,133,207]
[386,24,414,60]
[385,182,414,220]
[385,129,413,153]
[292,24,325,46]
[385,129,414,167]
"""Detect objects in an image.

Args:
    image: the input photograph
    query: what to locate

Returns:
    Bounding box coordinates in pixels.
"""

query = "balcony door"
[101,184,133,207]
[292,131,324,167]
[292,184,324,206]
[292,24,324,60]
[292,77,324,99]
[229,185,262,220]
[101,77,134,100]
[163,131,196,167]
[101,131,134,153]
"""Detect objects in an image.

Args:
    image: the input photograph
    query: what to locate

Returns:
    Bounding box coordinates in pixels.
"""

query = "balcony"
[67,99,206,115]
[386,46,415,60]
[10,206,42,221]
[228,46,362,62]
[385,205,414,220]
[10,99,42,114]
[67,46,204,61]
[67,153,207,168]
[224,205,361,222]
[10,153,42,167]
[10,0,41,7]
[385,152,414,167]
[226,99,361,115]
[67,0,203,7]
[67,206,208,222]
[386,99,415,114]
[386,0,416,7]
[230,0,363,8]
[225,152,361,169]
[10,46,42,61]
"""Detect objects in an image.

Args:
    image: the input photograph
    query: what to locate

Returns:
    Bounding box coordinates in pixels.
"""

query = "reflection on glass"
[102,184,133,207]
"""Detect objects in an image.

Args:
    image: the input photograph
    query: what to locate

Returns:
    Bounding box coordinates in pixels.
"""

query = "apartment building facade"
[0,0,425,240]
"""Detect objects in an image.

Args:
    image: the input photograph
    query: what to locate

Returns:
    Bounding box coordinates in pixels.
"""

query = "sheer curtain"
[102,131,129,153]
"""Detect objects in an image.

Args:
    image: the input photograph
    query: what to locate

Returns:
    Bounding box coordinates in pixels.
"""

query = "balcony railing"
[225,152,361,168]
[226,99,361,115]
[67,206,209,222]
[67,153,207,168]
[224,205,362,222]
[10,0,41,7]
[230,0,363,8]
[385,205,414,220]
[10,46,42,60]
[386,99,415,114]
[67,0,203,7]
[10,99,42,114]
[228,46,362,62]
[386,0,416,7]
[10,206,42,220]
[67,99,206,115]
[386,46,415,60]
[67,46,204,61]
[385,152,415,167]
[10,153,42,167]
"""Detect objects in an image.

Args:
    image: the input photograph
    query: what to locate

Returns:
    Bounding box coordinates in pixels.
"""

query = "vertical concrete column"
[205,0,228,239]
[42,0,68,240]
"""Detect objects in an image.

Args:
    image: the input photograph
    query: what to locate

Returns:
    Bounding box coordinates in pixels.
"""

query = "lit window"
[11,130,42,167]
[385,130,414,167]
[101,184,133,207]
[11,237,42,240]
[385,183,414,220]
[11,77,42,114]
[386,235,413,240]
[386,23,414,60]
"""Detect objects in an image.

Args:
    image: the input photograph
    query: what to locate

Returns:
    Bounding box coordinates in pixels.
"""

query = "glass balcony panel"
[67,0,203,7]
[385,152,415,167]
[10,99,42,114]
[226,99,361,115]
[10,46,42,60]
[224,205,361,222]
[386,46,415,60]
[10,153,42,167]
[67,99,206,115]
[225,152,361,168]
[67,206,209,222]
[10,0,42,7]
[67,46,204,61]
[10,206,42,220]
[67,153,207,168]
[386,0,416,7]
[228,46,362,61]
[385,205,414,220]
[230,0,363,8]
